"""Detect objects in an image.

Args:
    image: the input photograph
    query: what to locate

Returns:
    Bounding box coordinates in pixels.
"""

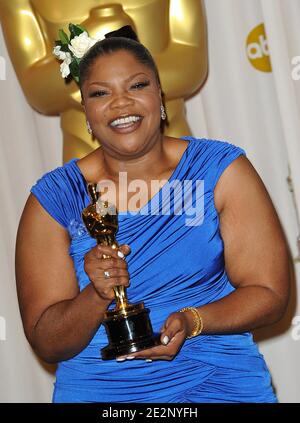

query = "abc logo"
[246,23,272,72]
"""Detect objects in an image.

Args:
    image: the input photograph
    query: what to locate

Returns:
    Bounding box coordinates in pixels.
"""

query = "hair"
[79,25,161,91]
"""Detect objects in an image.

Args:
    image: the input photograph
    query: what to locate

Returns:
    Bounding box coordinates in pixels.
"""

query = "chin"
[102,126,158,157]
[118,142,145,156]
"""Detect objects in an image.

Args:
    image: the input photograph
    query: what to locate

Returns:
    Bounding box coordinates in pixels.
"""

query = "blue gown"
[30,137,277,403]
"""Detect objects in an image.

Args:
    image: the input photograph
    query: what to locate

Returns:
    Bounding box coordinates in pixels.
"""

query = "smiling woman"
[81,50,162,157]
[15,25,290,403]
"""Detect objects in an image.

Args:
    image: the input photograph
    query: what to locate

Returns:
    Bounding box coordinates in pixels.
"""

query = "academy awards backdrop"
[0,0,299,403]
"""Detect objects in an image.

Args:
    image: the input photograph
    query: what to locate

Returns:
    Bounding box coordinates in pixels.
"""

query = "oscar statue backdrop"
[0,0,300,402]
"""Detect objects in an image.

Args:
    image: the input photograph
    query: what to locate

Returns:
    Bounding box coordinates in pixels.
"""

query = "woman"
[15,27,290,403]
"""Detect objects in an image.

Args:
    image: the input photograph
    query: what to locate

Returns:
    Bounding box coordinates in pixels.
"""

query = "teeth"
[110,115,141,127]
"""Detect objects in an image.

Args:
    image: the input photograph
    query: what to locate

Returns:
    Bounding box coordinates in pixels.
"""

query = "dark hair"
[79,25,161,90]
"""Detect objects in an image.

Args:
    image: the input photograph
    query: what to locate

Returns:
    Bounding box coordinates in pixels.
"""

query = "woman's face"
[82,49,162,159]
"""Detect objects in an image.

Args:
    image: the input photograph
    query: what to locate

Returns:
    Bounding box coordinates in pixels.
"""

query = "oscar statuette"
[82,183,161,360]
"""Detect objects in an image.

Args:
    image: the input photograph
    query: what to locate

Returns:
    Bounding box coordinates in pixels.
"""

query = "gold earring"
[160,104,166,120]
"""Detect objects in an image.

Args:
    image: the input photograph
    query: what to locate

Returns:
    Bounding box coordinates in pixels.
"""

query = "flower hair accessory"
[53,23,102,83]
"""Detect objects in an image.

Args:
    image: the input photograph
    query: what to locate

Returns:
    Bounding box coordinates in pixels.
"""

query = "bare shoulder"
[214,155,268,214]
[76,147,106,183]
[164,136,189,166]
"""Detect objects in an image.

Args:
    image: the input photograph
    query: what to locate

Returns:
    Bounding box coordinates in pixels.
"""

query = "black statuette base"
[101,305,161,360]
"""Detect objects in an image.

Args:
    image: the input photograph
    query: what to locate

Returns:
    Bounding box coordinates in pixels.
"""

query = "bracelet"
[179,306,203,339]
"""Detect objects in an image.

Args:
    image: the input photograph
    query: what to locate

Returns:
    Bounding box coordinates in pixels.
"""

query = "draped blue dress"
[30,137,278,403]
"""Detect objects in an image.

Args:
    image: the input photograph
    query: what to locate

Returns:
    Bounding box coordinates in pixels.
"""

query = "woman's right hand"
[84,244,131,301]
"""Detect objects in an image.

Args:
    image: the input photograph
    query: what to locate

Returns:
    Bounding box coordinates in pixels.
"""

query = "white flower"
[60,53,72,78]
[68,31,98,59]
[60,61,70,78]
[53,45,72,61]
[64,52,72,64]
[53,45,62,57]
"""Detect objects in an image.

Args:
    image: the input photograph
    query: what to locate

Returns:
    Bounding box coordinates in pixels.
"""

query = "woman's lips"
[109,117,143,134]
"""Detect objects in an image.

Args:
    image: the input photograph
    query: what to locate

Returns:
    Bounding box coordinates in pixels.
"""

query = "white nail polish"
[126,356,135,360]
[116,357,126,362]
[145,359,153,362]
[117,251,125,258]
[162,336,169,345]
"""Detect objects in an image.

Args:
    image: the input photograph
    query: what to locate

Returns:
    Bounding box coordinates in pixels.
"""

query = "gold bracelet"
[179,306,203,339]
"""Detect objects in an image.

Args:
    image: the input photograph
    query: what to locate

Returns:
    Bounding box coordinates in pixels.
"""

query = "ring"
[104,271,110,279]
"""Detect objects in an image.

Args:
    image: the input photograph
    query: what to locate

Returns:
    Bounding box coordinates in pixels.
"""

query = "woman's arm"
[125,155,291,360]
[193,155,291,334]
[15,194,111,363]
[176,156,291,339]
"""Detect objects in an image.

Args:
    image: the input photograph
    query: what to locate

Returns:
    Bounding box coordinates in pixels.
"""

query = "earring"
[86,120,92,135]
[160,104,166,120]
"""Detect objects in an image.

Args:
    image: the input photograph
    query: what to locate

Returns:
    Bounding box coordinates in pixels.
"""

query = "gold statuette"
[82,183,160,360]
[0,1,208,161]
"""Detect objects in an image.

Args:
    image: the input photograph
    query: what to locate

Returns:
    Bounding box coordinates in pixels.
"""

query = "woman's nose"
[110,92,134,109]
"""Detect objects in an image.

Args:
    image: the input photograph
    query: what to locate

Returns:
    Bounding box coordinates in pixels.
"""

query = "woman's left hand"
[116,311,191,362]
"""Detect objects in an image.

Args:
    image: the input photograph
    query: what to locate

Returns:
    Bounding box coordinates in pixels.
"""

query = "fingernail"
[145,359,153,362]
[126,356,135,360]
[116,357,126,362]
[162,336,169,345]
[117,251,124,258]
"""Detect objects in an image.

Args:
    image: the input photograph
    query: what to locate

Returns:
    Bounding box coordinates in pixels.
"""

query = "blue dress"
[30,137,277,403]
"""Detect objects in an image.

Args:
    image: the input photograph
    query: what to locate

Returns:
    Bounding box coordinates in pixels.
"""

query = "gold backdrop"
[0,0,208,162]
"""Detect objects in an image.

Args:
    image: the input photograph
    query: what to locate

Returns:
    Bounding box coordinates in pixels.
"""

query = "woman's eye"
[131,81,150,90]
[89,90,107,98]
